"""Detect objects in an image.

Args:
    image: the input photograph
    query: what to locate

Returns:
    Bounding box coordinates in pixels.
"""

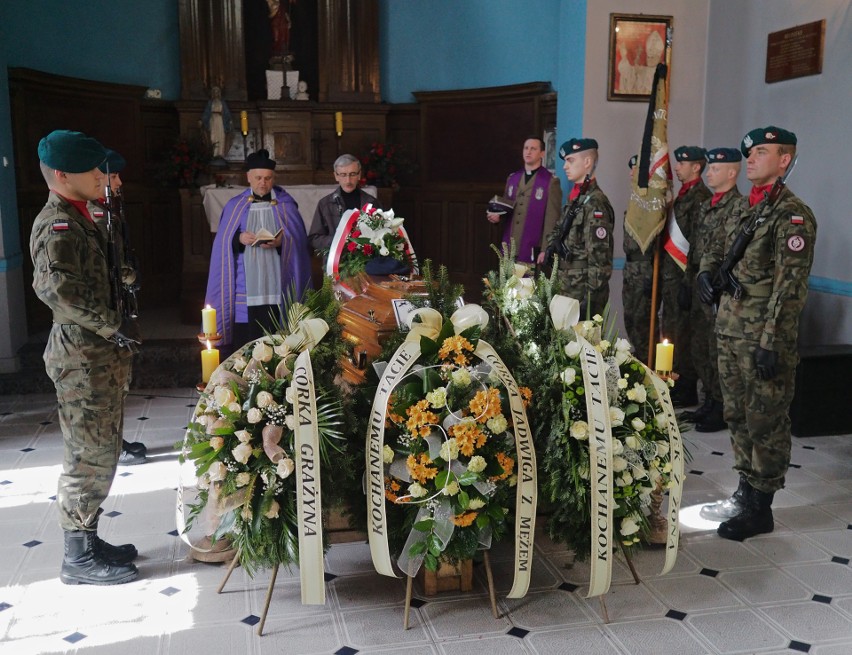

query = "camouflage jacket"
[685,186,741,281]
[700,187,816,349]
[30,192,128,368]
[547,180,615,296]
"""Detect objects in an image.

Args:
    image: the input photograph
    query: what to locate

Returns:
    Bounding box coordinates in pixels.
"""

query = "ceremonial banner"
[292,350,325,604]
[625,62,673,254]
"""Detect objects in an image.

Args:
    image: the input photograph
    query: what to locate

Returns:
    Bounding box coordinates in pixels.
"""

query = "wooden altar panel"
[261,111,313,171]
[317,0,380,103]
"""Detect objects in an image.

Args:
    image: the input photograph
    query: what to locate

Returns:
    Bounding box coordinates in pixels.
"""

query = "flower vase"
[416,557,473,596]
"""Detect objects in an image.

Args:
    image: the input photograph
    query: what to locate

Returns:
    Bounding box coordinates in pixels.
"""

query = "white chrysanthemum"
[631,418,646,431]
[265,499,280,519]
[382,444,395,465]
[426,387,447,409]
[256,391,274,408]
[468,497,486,510]
[564,340,582,358]
[486,414,508,434]
[235,429,252,443]
[246,407,263,424]
[209,436,224,450]
[626,383,647,403]
[612,456,628,472]
[235,472,251,487]
[439,438,459,462]
[232,357,247,372]
[467,455,487,473]
[560,367,577,385]
[208,461,227,482]
[609,406,625,426]
[408,482,428,498]
[451,368,471,387]
[569,420,589,440]
[277,457,295,479]
[213,386,235,407]
[617,377,629,390]
[232,442,253,464]
[443,481,460,496]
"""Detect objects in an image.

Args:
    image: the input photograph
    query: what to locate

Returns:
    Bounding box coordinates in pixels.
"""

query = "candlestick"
[655,339,674,373]
[201,341,219,383]
[201,305,217,336]
[240,110,249,136]
[334,111,343,137]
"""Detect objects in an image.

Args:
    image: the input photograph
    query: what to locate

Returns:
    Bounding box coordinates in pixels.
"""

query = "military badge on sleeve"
[595,226,608,240]
[51,221,69,232]
[790,215,804,225]
[787,235,806,252]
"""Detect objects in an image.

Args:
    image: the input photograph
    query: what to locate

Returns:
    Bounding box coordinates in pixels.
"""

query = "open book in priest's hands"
[251,227,283,245]
[487,195,515,217]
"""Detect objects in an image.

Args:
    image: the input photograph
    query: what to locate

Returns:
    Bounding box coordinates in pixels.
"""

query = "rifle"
[113,185,141,319]
[103,175,140,352]
[712,156,797,301]
[545,173,592,263]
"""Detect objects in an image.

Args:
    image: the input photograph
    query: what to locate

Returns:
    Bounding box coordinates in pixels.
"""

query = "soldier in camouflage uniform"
[540,138,614,316]
[621,155,654,364]
[30,130,140,585]
[685,148,742,432]
[662,146,712,406]
[697,126,816,541]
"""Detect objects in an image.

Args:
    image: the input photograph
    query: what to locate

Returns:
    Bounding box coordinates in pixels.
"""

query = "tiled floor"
[1,389,851,654]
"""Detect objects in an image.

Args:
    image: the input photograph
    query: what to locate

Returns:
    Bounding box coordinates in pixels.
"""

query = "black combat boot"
[119,440,146,466]
[700,475,750,521]
[123,439,147,457]
[717,488,775,541]
[93,532,138,566]
[60,530,139,585]
[696,399,727,433]
[680,394,712,422]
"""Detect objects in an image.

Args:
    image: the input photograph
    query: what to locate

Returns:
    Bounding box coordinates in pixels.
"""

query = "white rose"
[252,341,273,363]
[285,414,296,430]
[209,436,224,450]
[612,456,628,472]
[277,457,295,479]
[631,418,646,431]
[235,429,252,444]
[235,472,251,487]
[625,434,641,450]
[611,439,624,455]
[256,391,274,408]
[609,406,625,426]
[615,338,632,353]
[649,467,662,485]
[656,441,670,457]
[439,438,459,462]
[468,497,486,510]
[232,442,253,465]
[560,367,576,385]
[617,471,634,486]
[227,402,242,414]
[213,386,235,406]
[382,444,395,465]
[408,482,428,498]
[615,349,631,366]
[564,341,582,358]
[633,466,648,480]
[443,481,460,496]
[655,412,668,429]
[246,407,263,424]
[232,357,247,372]
[626,383,647,403]
[208,461,227,482]
[569,420,589,440]
[285,386,295,405]
[265,500,280,519]
[620,516,640,536]
[467,455,486,473]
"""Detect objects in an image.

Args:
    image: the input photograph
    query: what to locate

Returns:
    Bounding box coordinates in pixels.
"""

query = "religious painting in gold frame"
[607,14,672,102]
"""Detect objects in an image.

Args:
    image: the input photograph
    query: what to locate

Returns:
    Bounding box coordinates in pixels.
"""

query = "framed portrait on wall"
[225,129,259,161]
[607,14,672,102]
[543,127,557,172]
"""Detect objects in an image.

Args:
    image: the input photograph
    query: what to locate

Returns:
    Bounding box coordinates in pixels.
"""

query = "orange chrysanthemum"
[384,476,402,502]
[451,511,479,527]
[519,386,532,408]
[405,399,438,438]
[407,453,438,484]
[438,335,474,367]
[469,387,501,423]
[449,421,487,457]
[492,451,515,481]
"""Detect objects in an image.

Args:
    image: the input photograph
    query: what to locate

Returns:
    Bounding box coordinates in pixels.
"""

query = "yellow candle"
[240,110,249,136]
[202,305,217,336]
[334,111,343,136]
[201,342,219,383]
[656,339,674,372]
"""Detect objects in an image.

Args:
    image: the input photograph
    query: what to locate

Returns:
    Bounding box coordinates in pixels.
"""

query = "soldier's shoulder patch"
[595,226,608,240]
[593,210,604,219]
[790,215,804,225]
[787,235,806,253]
[51,220,70,232]
[92,210,105,219]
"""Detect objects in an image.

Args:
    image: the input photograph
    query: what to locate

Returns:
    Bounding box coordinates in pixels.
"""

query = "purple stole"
[502,167,552,263]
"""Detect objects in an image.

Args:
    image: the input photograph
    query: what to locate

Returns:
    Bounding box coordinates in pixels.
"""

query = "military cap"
[559,138,598,159]
[98,149,127,174]
[628,154,638,169]
[706,147,742,163]
[244,148,276,171]
[37,130,106,173]
[740,125,797,156]
[673,146,707,162]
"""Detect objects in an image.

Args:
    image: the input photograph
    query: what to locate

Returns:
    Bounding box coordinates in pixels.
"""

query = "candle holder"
[197,332,224,348]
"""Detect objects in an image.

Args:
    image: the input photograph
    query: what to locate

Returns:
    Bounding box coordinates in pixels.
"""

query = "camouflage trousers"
[690,290,722,402]
[47,358,132,531]
[559,269,609,318]
[716,335,798,493]
[660,259,696,387]
[622,260,654,364]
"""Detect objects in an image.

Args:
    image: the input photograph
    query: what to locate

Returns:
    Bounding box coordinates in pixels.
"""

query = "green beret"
[706,147,742,163]
[740,125,797,156]
[98,149,127,174]
[37,130,106,173]
[559,138,598,159]
[673,146,707,162]
[628,154,638,169]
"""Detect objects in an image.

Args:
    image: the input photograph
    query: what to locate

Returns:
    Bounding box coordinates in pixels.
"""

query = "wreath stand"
[596,541,643,624]
[402,550,499,629]
[217,549,280,637]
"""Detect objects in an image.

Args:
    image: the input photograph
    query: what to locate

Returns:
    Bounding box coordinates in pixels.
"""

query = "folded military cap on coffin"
[244,148,276,171]
[673,145,707,162]
[628,154,638,169]
[706,147,742,163]
[740,126,797,156]
[98,149,127,174]
[559,138,598,159]
[38,130,107,173]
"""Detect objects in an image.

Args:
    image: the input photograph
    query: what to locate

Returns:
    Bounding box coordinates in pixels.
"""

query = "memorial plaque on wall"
[765,19,825,84]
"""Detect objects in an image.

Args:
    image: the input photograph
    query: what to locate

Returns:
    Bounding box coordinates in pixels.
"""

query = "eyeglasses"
[336,172,361,179]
